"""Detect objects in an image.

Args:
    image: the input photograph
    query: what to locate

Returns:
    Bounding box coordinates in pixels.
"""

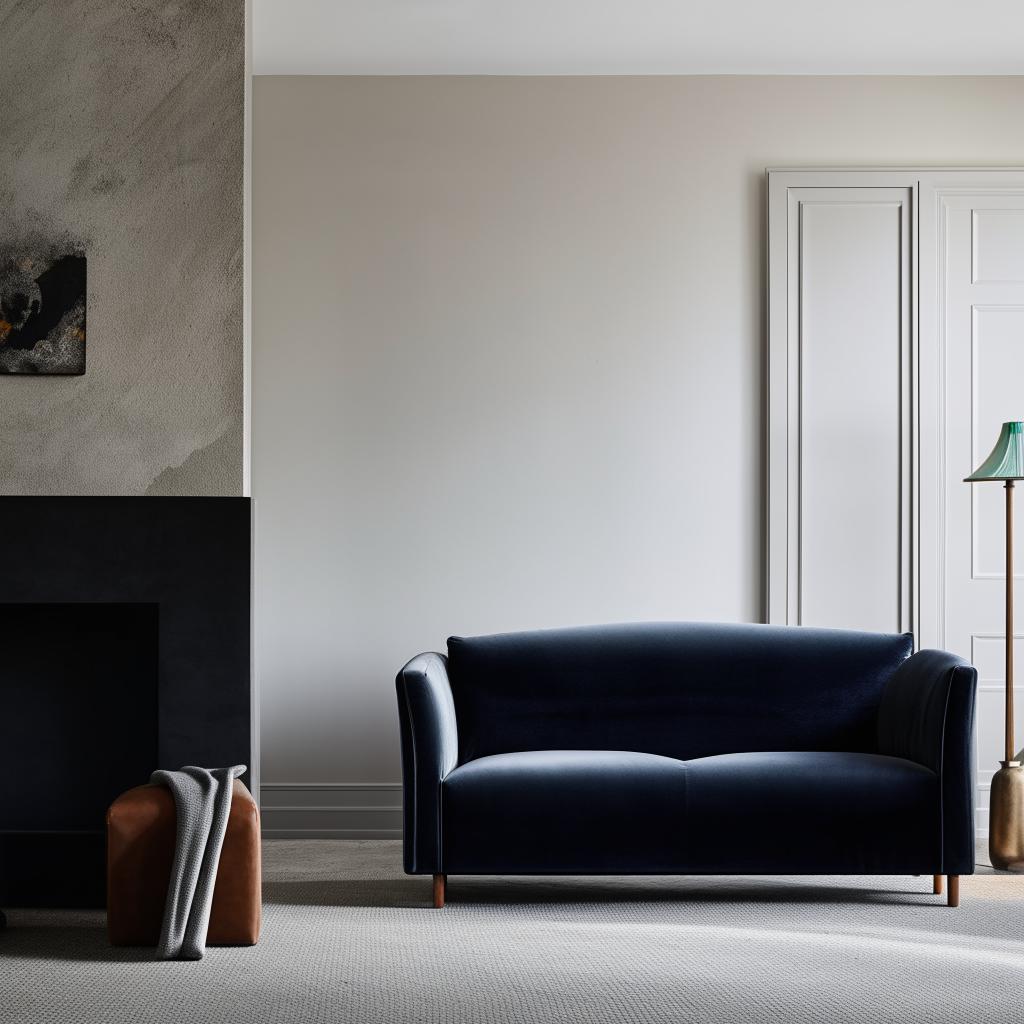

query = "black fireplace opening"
[1,603,158,905]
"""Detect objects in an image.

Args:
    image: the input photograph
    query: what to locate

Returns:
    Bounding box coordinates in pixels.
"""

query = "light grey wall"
[0,1,245,495]
[253,77,1024,818]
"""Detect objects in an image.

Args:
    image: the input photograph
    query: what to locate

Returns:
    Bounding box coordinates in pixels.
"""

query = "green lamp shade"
[966,421,1024,482]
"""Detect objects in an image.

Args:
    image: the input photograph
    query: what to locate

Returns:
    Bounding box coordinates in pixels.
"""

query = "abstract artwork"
[0,250,86,375]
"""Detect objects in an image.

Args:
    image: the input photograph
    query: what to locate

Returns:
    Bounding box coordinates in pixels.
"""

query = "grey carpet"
[2,840,1023,1023]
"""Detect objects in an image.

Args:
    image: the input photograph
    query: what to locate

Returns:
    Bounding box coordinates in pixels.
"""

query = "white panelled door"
[768,172,914,633]
[920,179,1024,835]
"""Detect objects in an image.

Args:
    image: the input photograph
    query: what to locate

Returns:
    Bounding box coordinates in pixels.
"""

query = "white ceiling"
[253,0,1024,76]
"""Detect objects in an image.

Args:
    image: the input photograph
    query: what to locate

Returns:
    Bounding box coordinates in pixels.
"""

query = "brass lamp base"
[989,761,1024,871]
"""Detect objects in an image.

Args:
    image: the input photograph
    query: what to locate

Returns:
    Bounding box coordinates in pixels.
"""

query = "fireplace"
[0,497,252,907]
[3,603,158,829]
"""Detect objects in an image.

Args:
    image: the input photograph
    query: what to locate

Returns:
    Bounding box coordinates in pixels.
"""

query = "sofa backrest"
[446,622,914,764]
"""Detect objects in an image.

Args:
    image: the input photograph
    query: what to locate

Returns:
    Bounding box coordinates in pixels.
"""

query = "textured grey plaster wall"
[0,0,244,495]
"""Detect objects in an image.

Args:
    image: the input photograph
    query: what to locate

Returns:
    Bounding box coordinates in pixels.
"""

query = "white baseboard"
[260,782,402,839]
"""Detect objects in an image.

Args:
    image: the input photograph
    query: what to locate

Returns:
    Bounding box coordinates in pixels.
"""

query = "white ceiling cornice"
[254,0,1024,76]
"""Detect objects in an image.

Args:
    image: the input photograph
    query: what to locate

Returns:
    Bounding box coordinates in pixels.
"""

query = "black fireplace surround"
[0,497,252,907]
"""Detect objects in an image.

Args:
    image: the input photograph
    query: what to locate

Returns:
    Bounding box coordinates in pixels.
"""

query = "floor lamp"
[966,420,1024,870]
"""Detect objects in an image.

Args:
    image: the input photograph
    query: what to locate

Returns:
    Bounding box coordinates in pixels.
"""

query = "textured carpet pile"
[2,840,1023,1023]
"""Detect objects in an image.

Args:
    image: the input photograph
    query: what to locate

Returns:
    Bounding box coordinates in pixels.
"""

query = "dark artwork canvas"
[0,250,86,375]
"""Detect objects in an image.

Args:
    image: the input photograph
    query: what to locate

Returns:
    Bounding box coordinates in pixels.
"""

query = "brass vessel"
[989,761,1024,871]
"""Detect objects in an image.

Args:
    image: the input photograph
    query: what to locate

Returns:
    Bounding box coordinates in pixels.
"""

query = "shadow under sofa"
[396,622,977,908]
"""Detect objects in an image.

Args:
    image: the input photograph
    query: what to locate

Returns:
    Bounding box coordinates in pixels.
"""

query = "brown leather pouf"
[106,778,261,947]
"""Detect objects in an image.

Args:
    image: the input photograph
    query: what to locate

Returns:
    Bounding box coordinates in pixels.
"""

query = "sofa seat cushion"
[685,751,939,874]
[442,750,688,874]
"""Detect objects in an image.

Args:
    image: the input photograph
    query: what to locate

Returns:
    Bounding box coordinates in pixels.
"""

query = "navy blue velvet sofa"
[396,622,977,906]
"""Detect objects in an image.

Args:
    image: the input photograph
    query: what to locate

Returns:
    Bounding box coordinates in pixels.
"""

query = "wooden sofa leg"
[947,875,960,908]
[433,873,446,909]
[932,874,943,895]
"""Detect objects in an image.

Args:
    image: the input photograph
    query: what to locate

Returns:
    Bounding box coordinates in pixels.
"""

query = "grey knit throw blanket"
[150,765,246,960]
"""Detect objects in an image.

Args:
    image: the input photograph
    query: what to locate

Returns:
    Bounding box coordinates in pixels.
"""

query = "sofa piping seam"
[936,665,955,875]
[399,668,421,872]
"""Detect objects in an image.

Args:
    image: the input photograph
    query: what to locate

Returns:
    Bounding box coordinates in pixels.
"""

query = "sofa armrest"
[396,652,458,874]
[877,649,978,873]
